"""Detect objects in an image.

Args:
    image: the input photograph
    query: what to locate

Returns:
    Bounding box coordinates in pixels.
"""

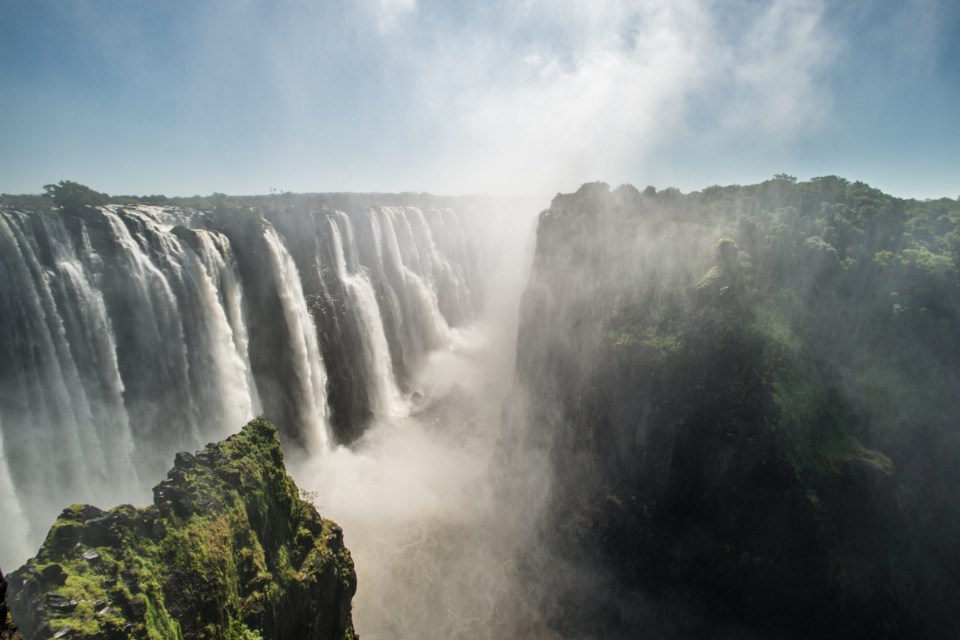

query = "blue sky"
[1,0,957,199]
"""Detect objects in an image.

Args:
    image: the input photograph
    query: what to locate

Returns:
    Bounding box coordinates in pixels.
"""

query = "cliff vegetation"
[7,418,356,640]
[502,177,960,638]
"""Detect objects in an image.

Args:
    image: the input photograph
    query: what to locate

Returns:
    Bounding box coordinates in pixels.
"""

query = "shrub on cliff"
[43,181,108,211]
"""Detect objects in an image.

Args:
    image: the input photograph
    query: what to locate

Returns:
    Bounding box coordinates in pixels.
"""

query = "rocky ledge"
[7,418,356,640]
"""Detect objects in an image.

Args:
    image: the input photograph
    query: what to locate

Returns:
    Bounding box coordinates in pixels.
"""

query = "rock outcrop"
[7,418,356,640]
[499,180,960,638]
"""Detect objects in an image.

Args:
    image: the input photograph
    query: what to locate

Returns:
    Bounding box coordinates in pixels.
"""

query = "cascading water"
[0,199,496,600]
[329,212,401,418]
[190,230,262,413]
[0,206,266,567]
[379,207,453,354]
[261,226,332,453]
[0,420,30,564]
[409,207,474,326]
[0,210,140,562]
[93,207,255,452]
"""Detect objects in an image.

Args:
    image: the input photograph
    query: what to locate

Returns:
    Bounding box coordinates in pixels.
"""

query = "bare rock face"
[7,418,356,640]
[1,568,24,640]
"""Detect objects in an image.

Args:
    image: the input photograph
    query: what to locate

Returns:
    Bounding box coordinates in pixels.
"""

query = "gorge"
[3,176,960,638]
[0,193,498,565]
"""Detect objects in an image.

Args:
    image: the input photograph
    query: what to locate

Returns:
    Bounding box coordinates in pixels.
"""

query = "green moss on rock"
[8,418,355,640]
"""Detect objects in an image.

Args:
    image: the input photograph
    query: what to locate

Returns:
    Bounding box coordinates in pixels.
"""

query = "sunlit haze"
[1,0,958,199]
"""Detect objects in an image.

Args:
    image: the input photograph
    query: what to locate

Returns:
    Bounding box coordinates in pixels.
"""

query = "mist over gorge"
[2,175,960,639]
[0,190,505,550]
[0,187,539,639]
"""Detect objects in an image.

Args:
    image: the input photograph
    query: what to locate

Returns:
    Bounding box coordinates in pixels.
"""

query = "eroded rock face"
[8,419,356,640]
[1,568,24,640]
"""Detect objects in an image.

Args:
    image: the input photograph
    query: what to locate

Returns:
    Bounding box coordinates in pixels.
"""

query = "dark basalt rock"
[8,418,356,640]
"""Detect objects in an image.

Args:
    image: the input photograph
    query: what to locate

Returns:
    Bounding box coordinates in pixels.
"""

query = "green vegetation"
[1,180,485,217]
[43,180,108,211]
[515,176,960,637]
[8,419,356,640]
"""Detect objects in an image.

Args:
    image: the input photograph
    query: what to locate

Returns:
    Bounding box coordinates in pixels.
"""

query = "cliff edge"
[7,418,356,640]
[500,179,960,638]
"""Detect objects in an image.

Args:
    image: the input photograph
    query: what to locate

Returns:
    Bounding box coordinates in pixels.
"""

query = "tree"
[42,180,108,210]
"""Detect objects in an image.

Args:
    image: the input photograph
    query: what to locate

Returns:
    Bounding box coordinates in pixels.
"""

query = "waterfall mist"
[0,194,548,640]
[291,204,543,639]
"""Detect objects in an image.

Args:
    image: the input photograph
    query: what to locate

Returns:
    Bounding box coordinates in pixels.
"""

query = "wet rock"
[173,451,196,469]
[80,515,121,548]
[44,594,77,613]
[40,565,67,587]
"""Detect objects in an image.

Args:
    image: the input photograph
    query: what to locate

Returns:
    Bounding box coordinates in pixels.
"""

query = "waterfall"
[97,207,257,449]
[0,211,137,537]
[329,212,401,418]
[362,208,412,379]
[0,206,262,568]
[0,420,31,566]
[414,208,475,325]
[380,207,452,353]
[180,228,260,428]
[261,227,331,453]
[192,231,262,414]
[0,201,485,569]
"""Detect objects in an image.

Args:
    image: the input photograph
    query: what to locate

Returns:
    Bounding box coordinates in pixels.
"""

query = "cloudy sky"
[1,0,957,199]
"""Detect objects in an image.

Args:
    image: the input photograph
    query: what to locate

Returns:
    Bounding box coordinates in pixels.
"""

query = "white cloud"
[397,0,836,194]
[717,0,836,136]
[373,0,417,33]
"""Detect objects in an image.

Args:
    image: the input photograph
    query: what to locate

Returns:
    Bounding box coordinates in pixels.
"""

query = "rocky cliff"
[500,179,960,638]
[1,195,486,567]
[7,418,356,640]
[1,569,23,640]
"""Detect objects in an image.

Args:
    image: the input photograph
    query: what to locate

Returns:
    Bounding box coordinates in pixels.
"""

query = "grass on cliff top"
[749,304,894,480]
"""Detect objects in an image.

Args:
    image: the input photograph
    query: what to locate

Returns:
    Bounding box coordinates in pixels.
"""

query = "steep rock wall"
[500,180,960,638]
